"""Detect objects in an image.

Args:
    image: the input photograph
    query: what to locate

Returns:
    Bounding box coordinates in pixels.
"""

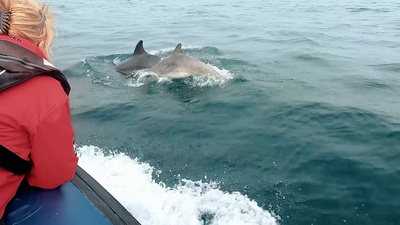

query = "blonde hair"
[0,0,55,56]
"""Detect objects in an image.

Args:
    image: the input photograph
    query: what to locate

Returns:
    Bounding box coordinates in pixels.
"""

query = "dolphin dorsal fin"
[133,40,146,55]
[173,43,182,54]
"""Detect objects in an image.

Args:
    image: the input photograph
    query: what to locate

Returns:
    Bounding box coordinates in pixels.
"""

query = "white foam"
[113,57,123,66]
[183,64,234,88]
[125,70,164,87]
[77,145,279,225]
[125,65,233,88]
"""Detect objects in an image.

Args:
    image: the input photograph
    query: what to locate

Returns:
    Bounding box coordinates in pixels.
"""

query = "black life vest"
[0,145,31,174]
[0,37,71,174]
[0,38,70,95]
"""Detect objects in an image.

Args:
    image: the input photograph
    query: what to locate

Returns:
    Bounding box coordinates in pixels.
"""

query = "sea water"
[47,0,400,224]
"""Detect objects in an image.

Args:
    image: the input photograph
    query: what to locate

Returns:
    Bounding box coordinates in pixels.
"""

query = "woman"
[0,0,78,220]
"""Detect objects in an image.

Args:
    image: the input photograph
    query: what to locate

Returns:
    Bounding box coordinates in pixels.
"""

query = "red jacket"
[0,35,78,218]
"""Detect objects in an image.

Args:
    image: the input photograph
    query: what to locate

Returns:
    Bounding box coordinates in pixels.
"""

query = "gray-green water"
[48,0,400,224]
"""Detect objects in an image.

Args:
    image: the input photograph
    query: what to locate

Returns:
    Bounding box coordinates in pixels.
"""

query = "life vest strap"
[0,145,31,174]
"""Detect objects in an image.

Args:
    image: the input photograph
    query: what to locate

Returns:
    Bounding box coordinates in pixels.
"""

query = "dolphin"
[150,44,219,79]
[116,40,161,74]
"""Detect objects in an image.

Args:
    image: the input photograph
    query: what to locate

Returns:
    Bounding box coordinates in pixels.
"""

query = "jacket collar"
[0,34,47,60]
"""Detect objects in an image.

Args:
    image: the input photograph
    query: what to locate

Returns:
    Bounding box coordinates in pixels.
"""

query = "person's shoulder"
[1,76,69,120]
[23,76,67,98]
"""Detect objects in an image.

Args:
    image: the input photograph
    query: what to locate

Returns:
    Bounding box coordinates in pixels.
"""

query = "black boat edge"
[72,165,142,225]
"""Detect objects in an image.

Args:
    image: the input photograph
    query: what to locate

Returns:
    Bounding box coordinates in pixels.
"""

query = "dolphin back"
[116,40,161,74]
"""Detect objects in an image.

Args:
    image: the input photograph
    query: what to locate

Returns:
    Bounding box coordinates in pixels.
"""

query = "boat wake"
[77,145,279,225]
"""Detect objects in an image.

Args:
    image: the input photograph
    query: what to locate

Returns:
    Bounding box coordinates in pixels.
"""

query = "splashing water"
[77,145,278,225]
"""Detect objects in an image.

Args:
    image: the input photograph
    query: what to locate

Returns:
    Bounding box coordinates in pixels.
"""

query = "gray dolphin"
[150,44,219,78]
[116,40,161,74]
